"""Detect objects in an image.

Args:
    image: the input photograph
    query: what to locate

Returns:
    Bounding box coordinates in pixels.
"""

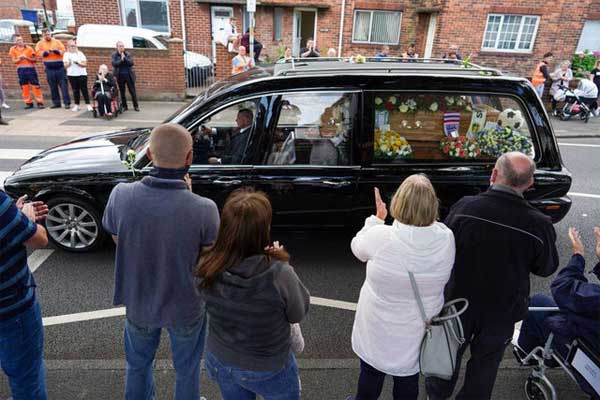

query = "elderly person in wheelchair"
[515,227,600,400]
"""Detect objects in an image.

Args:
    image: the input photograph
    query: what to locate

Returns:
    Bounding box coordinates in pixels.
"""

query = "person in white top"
[347,175,455,400]
[63,40,92,112]
[568,78,599,116]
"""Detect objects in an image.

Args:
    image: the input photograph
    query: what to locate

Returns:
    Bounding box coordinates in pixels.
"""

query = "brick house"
[67,0,600,79]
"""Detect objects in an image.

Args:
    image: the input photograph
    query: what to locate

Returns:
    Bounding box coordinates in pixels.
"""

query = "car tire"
[45,196,106,252]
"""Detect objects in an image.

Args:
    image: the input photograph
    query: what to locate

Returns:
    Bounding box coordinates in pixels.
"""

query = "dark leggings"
[68,75,90,105]
[95,94,111,116]
[356,359,419,400]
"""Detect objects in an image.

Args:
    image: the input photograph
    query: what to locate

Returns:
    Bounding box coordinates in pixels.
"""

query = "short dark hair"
[238,108,254,121]
[543,52,553,58]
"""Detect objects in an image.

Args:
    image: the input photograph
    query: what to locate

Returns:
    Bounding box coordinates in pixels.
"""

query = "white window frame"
[575,20,600,53]
[351,9,402,45]
[120,0,171,34]
[481,13,540,53]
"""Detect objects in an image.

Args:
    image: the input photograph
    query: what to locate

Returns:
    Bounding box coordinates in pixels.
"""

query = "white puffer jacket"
[350,216,455,376]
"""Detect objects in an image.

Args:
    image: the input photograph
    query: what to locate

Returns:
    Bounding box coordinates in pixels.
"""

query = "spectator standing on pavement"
[301,39,320,58]
[531,52,554,98]
[347,176,455,400]
[35,28,70,109]
[196,188,310,400]
[9,35,44,109]
[0,190,49,399]
[425,152,559,400]
[64,40,92,112]
[111,41,139,112]
[550,60,573,116]
[102,123,220,400]
[231,45,254,75]
[0,58,9,110]
[517,227,600,400]
[590,60,600,112]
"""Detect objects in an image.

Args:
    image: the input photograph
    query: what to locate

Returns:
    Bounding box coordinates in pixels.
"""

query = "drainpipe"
[337,0,346,57]
[180,0,187,53]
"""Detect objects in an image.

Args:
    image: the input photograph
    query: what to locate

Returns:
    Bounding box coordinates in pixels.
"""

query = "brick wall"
[71,0,120,27]
[1,36,186,101]
[0,0,57,20]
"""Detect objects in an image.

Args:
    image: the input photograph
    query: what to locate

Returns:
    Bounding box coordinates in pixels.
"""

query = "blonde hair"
[390,174,439,227]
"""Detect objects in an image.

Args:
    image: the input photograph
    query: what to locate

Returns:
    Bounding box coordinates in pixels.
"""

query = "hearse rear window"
[371,93,534,163]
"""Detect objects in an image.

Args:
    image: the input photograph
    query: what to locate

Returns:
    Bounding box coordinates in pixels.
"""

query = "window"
[352,10,401,44]
[121,0,170,33]
[482,14,539,52]
[132,36,156,48]
[266,92,353,166]
[576,20,600,53]
[274,8,284,41]
[192,100,258,165]
[371,93,534,163]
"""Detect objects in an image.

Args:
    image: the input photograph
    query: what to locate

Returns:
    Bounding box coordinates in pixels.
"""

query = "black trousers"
[355,359,419,400]
[68,75,90,105]
[117,74,138,109]
[95,94,111,116]
[425,308,513,400]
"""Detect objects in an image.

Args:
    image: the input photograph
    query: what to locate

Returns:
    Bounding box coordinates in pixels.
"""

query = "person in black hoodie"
[426,151,559,400]
[196,188,310,400]
[518,227,600,400]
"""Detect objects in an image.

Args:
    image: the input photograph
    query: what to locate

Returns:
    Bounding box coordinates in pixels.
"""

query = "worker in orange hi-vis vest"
[8,34,45,109]
[531,52,554,99]
[35,28,70,109]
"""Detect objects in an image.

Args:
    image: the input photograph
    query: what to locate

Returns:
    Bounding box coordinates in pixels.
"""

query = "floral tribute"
[440,136,481,159]
[374,96,398,112]
[374,129,413,160]
[477,126,532,158]
[122,149,137,176]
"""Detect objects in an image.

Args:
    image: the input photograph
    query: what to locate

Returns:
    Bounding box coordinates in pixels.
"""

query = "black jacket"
[92,73,115,96]
[111,51,136,81]
[444,187,559,323]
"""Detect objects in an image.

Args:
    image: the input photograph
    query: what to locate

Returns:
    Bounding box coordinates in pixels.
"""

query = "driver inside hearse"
[192,108,254,165]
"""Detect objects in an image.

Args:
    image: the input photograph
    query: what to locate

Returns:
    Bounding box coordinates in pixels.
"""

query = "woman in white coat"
[347,175,455,400]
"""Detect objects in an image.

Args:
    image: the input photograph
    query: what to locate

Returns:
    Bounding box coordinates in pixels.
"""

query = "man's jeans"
[206,350,300,400]
[0,299,47,400]
[534,84,545,98]
[124,315,207,400]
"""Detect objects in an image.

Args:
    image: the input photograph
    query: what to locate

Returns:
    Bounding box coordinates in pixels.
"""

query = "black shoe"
[24,103,34,109]
[122,106,128,111]
[64,105,71,110]
[37,103,45,109]
[50,104,61,109]
[0,119,8,125]
[134,107,140,112]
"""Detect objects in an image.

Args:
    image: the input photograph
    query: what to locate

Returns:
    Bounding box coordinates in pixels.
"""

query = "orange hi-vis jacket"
[532,62,547,87]
[9,45,36,68]
[35,38,65,68]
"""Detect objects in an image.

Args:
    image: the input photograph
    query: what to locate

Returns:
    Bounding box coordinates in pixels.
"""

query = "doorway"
[293,8,317,56]
[211,6,234,61]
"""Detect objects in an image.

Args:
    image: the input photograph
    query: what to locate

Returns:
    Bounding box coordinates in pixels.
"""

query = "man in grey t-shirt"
[103,123,219,400]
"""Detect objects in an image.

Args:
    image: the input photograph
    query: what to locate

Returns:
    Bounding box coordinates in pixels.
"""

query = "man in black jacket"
[111,41,139,111]
[426,152,559,400]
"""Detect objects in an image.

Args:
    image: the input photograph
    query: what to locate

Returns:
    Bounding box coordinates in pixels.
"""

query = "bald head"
[492,152,535,193]
[148,123,193,168]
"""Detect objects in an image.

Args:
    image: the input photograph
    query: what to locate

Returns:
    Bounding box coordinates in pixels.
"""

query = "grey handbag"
[408,271,469,380]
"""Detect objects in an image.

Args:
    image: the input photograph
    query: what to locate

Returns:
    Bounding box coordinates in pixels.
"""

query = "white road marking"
[568,192,600,199]
[558,142,600,148]
[42,296,358,327]
[43,307,126,327]
[28,249,54,273]
[0,149,43,160]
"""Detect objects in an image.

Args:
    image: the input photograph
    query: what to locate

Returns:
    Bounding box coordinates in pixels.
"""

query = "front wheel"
[45,196,106,252]
[524,376,552,400]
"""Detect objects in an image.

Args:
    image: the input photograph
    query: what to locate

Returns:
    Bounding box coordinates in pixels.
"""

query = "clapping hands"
[16,195,48,223]
[568,226,600,262]
[52,49,61,55]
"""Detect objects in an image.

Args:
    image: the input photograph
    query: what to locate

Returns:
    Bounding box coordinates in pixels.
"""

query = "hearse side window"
[191,100,258,165]
[266,92,352,166]
[371,93,534,163]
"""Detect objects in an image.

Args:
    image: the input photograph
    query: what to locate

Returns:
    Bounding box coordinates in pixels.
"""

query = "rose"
[385,101,394,111]
[374,97,383,105]
[399,103,409,113]
[443,145,450,153]
[429,102,439,112]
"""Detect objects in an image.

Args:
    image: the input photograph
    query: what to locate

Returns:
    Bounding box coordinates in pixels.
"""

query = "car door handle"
[213,178,242,186]
[322,180,352,187]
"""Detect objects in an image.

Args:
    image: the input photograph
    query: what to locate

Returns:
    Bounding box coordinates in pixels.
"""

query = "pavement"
[1,98,600,399]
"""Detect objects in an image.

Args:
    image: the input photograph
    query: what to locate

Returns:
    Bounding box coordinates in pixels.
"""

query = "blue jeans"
[0,299,47,400]
[205,351,300,400]
[124,314,207,400]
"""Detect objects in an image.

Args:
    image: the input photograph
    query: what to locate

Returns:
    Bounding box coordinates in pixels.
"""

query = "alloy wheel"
[46,202,99,250]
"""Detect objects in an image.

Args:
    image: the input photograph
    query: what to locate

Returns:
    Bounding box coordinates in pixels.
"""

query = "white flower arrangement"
[374,97,383,106]
[122,149,137,177]
[429,102,439,112]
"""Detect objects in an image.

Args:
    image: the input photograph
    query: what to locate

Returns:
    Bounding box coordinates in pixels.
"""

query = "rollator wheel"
[524,376,551,400]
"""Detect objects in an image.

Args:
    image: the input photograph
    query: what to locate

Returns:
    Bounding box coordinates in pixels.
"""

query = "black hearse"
[3,58,571,251]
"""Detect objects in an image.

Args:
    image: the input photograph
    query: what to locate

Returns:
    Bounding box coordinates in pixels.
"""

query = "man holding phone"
[35,28,70,109]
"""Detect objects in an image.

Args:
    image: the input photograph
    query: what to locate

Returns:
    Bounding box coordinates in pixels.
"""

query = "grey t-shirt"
[102,176,219,328]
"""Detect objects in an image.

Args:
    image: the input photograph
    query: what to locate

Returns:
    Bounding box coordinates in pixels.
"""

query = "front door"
[211,6,234,61]
[293,9,317,57]
[253,91,360,227]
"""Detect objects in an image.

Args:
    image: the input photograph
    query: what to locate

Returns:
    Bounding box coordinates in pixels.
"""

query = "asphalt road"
[0,133,598,399]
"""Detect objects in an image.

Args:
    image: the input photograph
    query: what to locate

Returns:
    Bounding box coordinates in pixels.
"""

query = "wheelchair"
[91,81,123,120]
[512,307,600,400]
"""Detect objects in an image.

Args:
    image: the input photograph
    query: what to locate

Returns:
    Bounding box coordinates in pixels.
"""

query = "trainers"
[134,107,140,111]
[1,103,9,109]
[25,103,34,109]
[65,104,71,110]
[37,103,45,109]
[86,104,93,112]
[71,105,79,112]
